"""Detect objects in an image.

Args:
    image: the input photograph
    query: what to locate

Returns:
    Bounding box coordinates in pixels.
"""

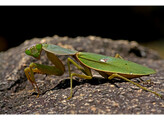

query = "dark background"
[0,6,164,57]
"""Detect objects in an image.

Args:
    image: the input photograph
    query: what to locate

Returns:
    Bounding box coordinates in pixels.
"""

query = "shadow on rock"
[51,77,127,91]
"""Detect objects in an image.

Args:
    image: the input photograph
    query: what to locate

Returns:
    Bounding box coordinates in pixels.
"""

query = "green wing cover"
[77,52,156,75]
[42,44,78,55]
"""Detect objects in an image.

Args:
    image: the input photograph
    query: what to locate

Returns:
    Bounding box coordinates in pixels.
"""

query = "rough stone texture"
[0,35,164,114]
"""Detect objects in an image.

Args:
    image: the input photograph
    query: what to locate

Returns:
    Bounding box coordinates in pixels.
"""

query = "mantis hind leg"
[67,57,92,99]
[108,73,162,98]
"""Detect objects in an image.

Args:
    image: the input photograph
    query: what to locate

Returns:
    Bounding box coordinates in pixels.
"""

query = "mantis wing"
[77,52,156,76]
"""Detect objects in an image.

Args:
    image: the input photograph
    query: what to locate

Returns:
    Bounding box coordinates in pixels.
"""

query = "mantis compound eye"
[25,49,31,55]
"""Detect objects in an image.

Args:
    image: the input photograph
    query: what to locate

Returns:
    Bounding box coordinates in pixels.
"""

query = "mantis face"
[25,44,42,59]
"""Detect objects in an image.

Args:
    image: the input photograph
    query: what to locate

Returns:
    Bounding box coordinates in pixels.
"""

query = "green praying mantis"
[24,43,163,99]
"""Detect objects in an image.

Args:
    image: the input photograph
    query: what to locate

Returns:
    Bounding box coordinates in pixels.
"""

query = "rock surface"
[0,35,164,114]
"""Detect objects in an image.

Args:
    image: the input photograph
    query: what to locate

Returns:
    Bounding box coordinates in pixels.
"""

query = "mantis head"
[25,44,42,59]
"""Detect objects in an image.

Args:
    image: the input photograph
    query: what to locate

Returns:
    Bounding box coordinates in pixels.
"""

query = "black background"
[0,6,164,51]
